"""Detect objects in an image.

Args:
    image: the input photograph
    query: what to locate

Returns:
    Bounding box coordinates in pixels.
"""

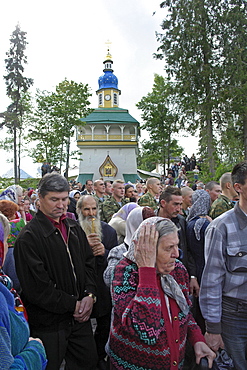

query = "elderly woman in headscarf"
[108,202,139,244]
[0,213,47,370]
[108,217,215,370]
[0,200,26,293]
[104,206,155,288]
[0,185,23,204]
[0,185,26,221]
[186,190,212,284]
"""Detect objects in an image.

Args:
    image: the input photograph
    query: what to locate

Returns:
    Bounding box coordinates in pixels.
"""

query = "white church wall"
[78,146,137,181]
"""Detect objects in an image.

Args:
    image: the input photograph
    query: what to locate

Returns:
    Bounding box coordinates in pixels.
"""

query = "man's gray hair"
[76,195,102,240]
[76,195,99,215]
[38,173,70,197]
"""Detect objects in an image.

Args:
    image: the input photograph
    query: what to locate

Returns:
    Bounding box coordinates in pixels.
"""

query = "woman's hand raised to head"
[134,224,159,268]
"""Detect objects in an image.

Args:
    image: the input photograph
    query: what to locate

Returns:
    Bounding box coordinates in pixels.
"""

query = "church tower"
[96,48,121,108]
[77,47,140,184]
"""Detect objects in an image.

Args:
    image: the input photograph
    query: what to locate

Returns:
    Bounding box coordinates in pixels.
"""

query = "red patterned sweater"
[108,259,205,370]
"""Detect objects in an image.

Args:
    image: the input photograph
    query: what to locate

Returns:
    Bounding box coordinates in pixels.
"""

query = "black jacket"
[14,210,97,331]
[171,214,197,277]
[92,221,118,318]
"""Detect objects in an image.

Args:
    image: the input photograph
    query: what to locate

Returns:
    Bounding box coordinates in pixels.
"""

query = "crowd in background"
[0,156,244,370]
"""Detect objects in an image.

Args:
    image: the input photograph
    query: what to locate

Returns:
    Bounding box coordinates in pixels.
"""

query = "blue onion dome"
[98,48,118,89]
[98,71,118,89]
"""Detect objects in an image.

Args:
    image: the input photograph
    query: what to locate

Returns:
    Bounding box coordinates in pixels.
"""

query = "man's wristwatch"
[86,292,97,304]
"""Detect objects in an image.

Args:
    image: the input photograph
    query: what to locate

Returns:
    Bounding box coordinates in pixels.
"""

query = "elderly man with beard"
[76,195,118,370]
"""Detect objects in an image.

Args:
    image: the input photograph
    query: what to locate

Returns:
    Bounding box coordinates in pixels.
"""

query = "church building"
[77,48,140,184]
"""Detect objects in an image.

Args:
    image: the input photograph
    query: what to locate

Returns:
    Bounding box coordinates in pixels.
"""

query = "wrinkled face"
[156,232,179,275]
[160,195,183,218]
[81,197,97,219]
[86,181,94,192]
[105,182,113,195]
[95,181,105,195]
[207,185,222,202]
[125,187,134,198]
[39,191,69,221]
[113,183,125,199]
[150,180,162,195]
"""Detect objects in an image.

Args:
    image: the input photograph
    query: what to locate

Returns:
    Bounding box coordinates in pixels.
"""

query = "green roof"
[123,173,141,182]
[76,173,94,184]
[81,108,139,125]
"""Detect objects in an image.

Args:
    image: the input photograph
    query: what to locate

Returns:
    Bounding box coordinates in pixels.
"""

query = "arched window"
[99,93,103,105]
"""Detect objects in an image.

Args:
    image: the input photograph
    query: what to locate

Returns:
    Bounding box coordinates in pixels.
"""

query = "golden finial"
[105,39,112,59]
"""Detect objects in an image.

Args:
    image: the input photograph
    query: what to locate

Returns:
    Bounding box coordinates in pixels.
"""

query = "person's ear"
[160,199,166,208]
[234,183,241,194]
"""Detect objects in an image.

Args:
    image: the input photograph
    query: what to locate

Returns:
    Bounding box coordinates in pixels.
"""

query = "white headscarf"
[124,207,147,246]
[69,190,81,198]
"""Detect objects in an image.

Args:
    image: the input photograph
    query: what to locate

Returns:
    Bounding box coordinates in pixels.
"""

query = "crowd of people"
[0,159,246,370]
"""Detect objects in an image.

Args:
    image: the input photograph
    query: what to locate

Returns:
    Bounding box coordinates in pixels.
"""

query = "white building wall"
[78,146,137,181]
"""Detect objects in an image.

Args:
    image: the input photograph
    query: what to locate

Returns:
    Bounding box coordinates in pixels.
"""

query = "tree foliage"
[136,74,183,173]
[25,90,65,165]
[155,0,247,174]
[220,0,247,159]
[26,80,92,176]
[3,24,33,182]
[138,138,183,173]
[52,79,92,178]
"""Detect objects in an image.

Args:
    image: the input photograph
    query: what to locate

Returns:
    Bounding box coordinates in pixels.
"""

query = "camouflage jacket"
[101,196,129,223]
[209,194,234,219]
[93,194,109,220]
[138,191,158,211]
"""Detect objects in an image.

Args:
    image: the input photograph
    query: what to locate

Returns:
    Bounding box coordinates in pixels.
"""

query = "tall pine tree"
[4,24,33,182]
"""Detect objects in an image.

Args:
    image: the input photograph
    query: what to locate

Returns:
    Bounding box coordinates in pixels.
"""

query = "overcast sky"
[0,0,198,177]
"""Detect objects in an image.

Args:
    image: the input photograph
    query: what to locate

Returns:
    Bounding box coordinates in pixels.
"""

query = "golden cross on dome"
[105,40,112,59]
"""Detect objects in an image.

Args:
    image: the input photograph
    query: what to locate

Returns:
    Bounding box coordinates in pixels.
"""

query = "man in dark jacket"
[76,195,118,370]
[157,186,199,297]
[14,173,98,370]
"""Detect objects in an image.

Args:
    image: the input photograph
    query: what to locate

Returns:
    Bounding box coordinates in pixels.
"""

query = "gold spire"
[105,39,112,59]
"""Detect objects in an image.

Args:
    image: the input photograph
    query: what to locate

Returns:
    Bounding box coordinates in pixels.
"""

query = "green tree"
[52,79,92,178]
[138,138,183,173]
[220,0,247,158]
[26,90,65,166]
[26,80,92,176]
[3,24,33,182]
[155,0,226,175]
[136,74,183,174]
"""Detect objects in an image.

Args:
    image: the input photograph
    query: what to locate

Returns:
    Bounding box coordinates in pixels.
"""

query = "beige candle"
[91,217,95,233]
